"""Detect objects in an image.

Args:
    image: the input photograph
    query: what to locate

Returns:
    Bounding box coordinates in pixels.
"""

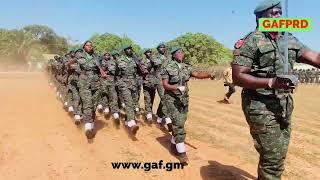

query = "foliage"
[0,25,68,63]
[166,32,233,66]
[90,33,141,55]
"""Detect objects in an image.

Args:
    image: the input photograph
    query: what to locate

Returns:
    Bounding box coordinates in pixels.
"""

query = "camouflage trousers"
[117,78,139,121]
[165,92,188,143]
[241,91,293,180]
[137,76,143,108]
[115,85,124,109]
[67,76,81,115]
[143,82,167,118]
[78,74,101,123]
[57,74,68,100]
[100,77,119,113]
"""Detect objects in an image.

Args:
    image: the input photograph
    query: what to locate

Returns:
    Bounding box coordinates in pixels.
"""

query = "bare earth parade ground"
[0,72,319,180]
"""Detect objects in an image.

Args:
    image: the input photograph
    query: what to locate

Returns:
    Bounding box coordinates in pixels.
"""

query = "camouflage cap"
[157,42,166,49]
[170,46,182,55]
[254,0,281,15]
[122,44,132,50]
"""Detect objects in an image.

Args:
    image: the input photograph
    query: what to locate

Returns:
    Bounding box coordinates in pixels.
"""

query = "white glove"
[177,86,186,93]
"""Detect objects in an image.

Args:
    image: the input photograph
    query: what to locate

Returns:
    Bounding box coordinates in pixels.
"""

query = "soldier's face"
[104,53,111,60]
[262,7,282,18]
[173,50,184,62]
[112,54,119,60]
[84,42,93,53]
[124,48,133,56]
[145,51,152,59]
[158,46,166,54]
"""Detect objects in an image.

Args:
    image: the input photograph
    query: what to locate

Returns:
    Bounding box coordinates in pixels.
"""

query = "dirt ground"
[0,72,319,180]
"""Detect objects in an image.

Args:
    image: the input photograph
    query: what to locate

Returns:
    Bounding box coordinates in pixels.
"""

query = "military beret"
[157,42,166,48]
[254,0,281,15]
[170,46,182,55]
[111,50,119,56]
[142,48,152,54]
[122,44,132,50]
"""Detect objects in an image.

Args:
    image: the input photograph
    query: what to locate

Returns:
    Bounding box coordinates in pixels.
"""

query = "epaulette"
[234,31,256,49]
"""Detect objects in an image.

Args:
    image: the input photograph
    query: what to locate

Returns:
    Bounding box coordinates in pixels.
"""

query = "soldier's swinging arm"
[232,65,271,89]
[299,51,320,69]
[162,79,179,91]
[191,71,215,79]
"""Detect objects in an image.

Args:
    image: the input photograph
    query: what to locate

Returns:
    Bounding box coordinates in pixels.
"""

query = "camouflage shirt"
[232,31,308,95]
[155,53,170,75]
[117,55,138,89]
[161,59,193,97]
[101,58,117,83]
[76,51,99,73]
[142,56,162,87]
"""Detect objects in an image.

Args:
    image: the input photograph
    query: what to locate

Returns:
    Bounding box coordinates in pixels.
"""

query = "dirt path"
[0,73,318,180]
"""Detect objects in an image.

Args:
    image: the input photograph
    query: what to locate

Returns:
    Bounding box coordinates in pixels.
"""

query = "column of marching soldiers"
[46,42,180,140]
[46,43,172,136]
[293,69,320,84]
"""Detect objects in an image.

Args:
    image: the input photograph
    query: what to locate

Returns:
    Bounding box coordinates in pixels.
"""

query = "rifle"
[277,0,299,89]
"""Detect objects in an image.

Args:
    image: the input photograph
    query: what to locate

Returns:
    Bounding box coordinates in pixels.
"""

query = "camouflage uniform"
[161,57,192,144]
[301,69,307,83]
[306,69,311,84]
[116,55,139,122]
[100,56,119,115]
[232,30,308,180]
[53,57,65,98]
[61,56,70,102]
[154,50,171,122]
[66,52,82,116]
[310,69,316,84]
[76,51,101,124]
[111,51,125,109]
[142,51,167,121]
[316,69,320,84]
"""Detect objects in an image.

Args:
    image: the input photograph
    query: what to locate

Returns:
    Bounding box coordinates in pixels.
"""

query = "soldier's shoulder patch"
[234,39,244,49]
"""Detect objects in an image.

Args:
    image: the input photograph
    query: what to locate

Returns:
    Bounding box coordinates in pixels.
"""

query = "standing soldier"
[154,43,172,129]
[232,0,320,179]
[141,48,168,127]
[53,55,63,98]
[116,45,145,135]
[302,69,307,83]
[316,69,320,84]
[112,50,125,110]
[66,49,82,124]
[306,69,311,84]
[67,41,101,139]
[162,46,214,165]
[99,52,120,122]
[310,68,316,84]
[222,66,235,104]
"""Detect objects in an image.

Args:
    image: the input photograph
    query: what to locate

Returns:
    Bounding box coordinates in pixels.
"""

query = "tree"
[166,32,233,66]
[0,25,69,63]
[23,25,68,55]
[90,33,141,55]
